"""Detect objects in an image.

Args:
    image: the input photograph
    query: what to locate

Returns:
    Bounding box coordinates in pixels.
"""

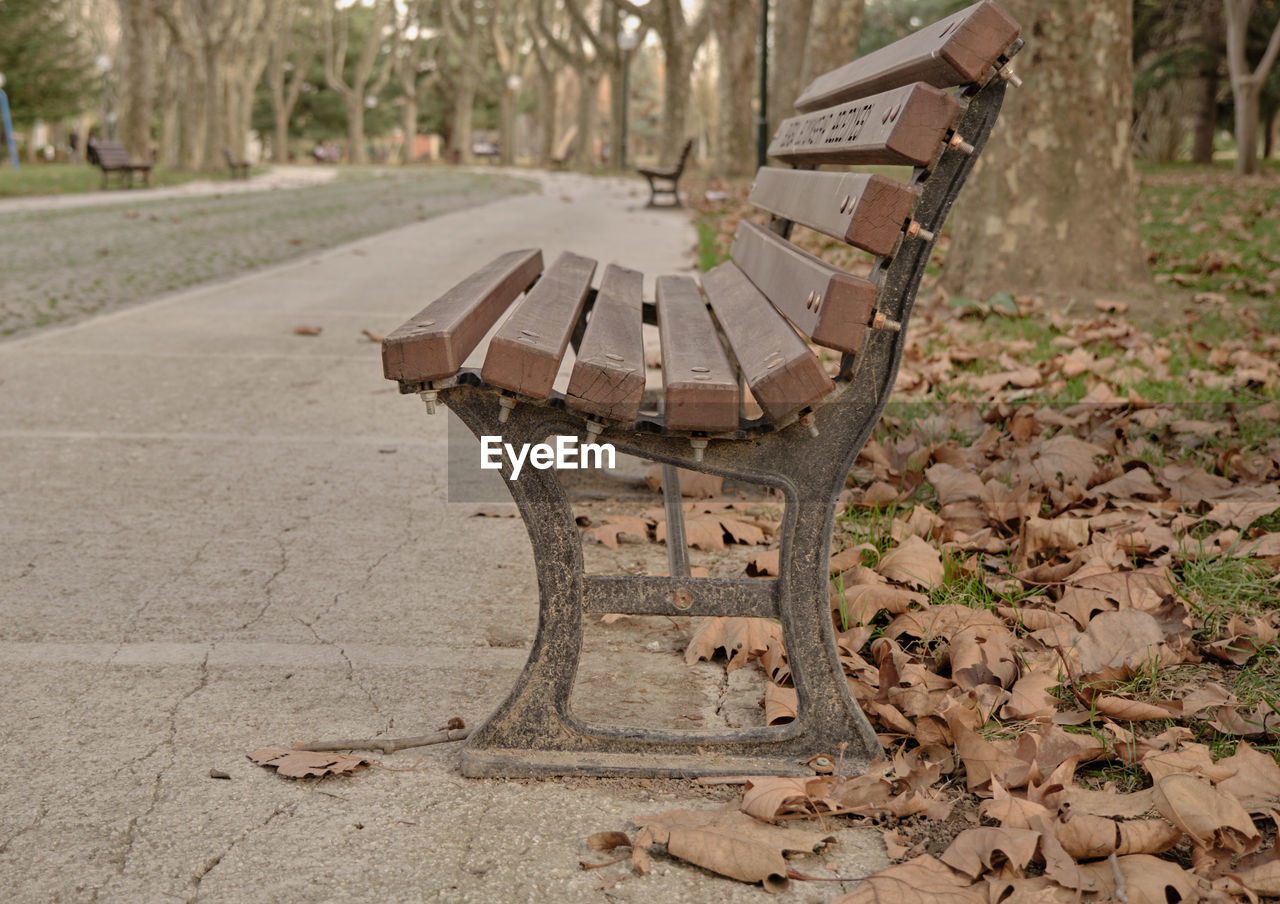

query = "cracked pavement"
[0,169,888,902]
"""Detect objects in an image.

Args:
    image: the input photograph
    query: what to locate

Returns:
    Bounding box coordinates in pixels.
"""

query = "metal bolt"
[689,438,708,462]
[498,396,517,423]
[419,389,438,415]
[584,419,604,438]
[871,312,903,333]
[998,64,1023,88]
[948,133,976,155]
[802,413,819,438]
[671,588,693,611]
[906,221,935,242]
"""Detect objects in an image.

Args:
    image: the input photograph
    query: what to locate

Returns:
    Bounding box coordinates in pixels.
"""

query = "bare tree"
[535,0,604,169]
[324,0,394,163]
[607,0,711,165]
[267,0,320,162]
[442,0,485,163]
[226,0,287,161]
[710,0,757,177]
[769,0,815,136]
[801,0,865,92]
[527,16,561,165]
[118,0,158,159]
[943,0,1148,298]
[489,0,526,165]
[1224,0,1280,174]
[390,0,440,164]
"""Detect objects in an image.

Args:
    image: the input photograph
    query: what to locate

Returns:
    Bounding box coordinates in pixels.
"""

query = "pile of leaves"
[582,175,1280,899]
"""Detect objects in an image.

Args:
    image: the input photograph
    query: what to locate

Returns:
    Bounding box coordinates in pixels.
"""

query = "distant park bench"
[636,138,693,207]
[223,147,250,179]
[382,0,1023,779]
[87,139,152,189]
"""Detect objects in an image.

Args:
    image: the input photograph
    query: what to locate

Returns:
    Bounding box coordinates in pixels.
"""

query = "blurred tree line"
[1,0,1278,296]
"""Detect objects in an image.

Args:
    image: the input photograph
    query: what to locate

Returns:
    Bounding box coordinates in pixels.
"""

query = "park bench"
[87,139,152,189]
[636,138,693,207]
[383,0,1022,778]
[223,147,250,179]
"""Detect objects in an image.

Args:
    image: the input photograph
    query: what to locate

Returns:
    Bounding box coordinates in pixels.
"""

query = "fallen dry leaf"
[877,535,944,589]
[292,325,323,336]
[248,748,368,778]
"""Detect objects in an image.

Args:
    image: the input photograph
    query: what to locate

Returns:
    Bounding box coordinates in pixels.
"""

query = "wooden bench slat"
[481,251,597,399]
[656,275,739,433]
[566,264,646,422]
[731,221,877,355]
[769,82,961,168]
[748,169,917,257]
[701,263,834,424]
[382,249,544,384]
[795,0,1020,112]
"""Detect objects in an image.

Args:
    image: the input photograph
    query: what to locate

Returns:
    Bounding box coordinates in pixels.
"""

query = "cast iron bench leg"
[444,384,882,778]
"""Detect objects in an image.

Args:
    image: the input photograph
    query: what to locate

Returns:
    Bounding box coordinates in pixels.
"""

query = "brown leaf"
[1070,609,1180,683]
[360,329,384,343]
[633,807,832,892]
[1025,435,1107,488]
[684,617,781,671]
[1091,695,1181,721]
[1020,517,1091,563]
[746,549,779,577]
[248,748,368,778]
[1090,467,1165,500]
[939,826,1040,879]
[644,467,722,499]
[1217,741,1280,813]
[741,776,839,821]
[292,325,323,336]
[830,855,985,904]
[587,831,631,851]
[1153,772,1259,851]
[1075,854,1197,904]
[877,535,944,589]
[1001,670,1060,722]
[763,682,797,726]
[583,515,650,549]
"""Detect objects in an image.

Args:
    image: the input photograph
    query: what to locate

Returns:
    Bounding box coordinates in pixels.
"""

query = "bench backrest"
[726,0,1020,357]
[675,139,693,171]
[88,140,134,168]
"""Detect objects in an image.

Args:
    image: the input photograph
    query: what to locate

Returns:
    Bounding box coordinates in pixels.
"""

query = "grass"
[1174,554,1280,640]
[0,162,210,197]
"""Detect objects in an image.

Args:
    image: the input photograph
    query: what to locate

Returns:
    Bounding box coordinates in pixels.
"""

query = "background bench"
[223,147,250,179]
[636,138,693,208]
[383,0,1023,779]
[87,139,152,189]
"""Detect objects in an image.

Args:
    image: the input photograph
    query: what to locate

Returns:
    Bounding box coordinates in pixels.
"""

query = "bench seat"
[381,0,1022,780]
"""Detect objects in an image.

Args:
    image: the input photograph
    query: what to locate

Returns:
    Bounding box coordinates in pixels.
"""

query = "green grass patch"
[1174,554,1279,640]
[0,163,208,197]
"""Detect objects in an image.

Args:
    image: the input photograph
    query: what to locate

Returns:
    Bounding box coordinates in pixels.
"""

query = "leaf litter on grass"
[576,248,1280,897]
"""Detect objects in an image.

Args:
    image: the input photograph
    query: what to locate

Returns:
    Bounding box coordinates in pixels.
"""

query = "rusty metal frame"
[425,77,1010,778]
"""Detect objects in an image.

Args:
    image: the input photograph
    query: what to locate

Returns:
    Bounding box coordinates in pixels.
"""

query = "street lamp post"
[617,29,639,170]
[0,73,18,171]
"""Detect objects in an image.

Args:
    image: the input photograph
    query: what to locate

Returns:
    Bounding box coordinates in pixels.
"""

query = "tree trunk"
[1232,79,1261,174]
[119,0,157,160]
[942,0,1148,298]
[1193,67,1220,164]
[346,96,367,163]
[452,76,476,163]
[573,68,601,168]
[499,85,516,165]
[711,0,758,178]
[658,38,692,164]
[800,0,865,89]
[537,68,557,166]
[770,0,815,136]
[401,94,419,163]
[201,44,227,170]
[1264,104,1277,158]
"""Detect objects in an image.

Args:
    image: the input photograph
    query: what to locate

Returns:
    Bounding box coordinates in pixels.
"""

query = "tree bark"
[1193,0,1222,165]
[710,0,758,178]
[324,0,393,164]
[800,0,865,90]
[942,0,1149,299]
[769,0,815,136]
[118,0,157,160]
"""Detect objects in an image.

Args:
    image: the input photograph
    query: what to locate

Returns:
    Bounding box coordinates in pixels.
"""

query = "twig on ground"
[580,854,630,871]
[293,728,472,753]
[1109,852,1128,903]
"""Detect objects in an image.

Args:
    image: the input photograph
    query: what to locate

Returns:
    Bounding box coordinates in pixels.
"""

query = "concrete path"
[0,164,337,214]
[0,170,886,903]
